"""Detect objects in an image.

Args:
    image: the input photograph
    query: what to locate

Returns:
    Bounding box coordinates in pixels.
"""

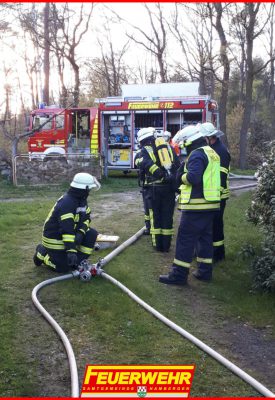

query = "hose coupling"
[78,260,97,282]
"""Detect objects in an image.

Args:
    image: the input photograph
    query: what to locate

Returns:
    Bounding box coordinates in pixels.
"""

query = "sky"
[0,2,181,113]
[0,2,269,114]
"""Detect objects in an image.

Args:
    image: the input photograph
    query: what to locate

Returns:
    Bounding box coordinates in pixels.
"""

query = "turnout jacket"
[42,187,91,253]
[139,139,180,186]
[211,138,231,200]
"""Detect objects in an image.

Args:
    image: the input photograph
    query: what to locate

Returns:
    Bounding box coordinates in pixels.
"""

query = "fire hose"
[31,227,146,397]
[231,183,257,191]
[229,173,257,180]
[32,193,274,398]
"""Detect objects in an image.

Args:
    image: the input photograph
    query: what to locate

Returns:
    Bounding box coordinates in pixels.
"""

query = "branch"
[254,56,275,75]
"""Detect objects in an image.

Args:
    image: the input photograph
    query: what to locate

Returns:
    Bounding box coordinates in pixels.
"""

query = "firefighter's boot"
[33,244,47,266]
[159,266,188,286]
[213,245,225,263]
[144,221,151,236]
[192,263,212,282]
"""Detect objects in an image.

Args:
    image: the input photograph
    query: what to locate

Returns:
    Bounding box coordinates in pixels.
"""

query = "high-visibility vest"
[178,146,220,211]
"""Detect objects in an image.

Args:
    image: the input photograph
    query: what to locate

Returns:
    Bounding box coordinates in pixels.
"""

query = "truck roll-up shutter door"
[90,111,99,155]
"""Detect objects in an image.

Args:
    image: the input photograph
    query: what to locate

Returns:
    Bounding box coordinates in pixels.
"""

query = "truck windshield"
[56,115,64,129]
[33,113,53,131]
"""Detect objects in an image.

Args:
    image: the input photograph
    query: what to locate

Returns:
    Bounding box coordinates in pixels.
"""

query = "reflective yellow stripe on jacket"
[220,166,230,200]
[144,146,163,185]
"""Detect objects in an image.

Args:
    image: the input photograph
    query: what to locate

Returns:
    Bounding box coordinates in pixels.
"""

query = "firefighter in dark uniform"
[159,125,221,285]
[137,127,180,252]
[33,173,101,272]
[199,122,231,262]
[134,147,151,235]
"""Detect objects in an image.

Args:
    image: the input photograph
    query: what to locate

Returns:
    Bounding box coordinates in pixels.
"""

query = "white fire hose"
[31,227,145,397]
[229,173,257,180]
[32,273,81,397]
[231,183,257,191]
[32,208,274,398]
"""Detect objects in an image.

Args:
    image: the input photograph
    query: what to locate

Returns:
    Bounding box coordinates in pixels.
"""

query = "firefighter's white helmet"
[137,127,156,143]
[154,130,164,138]
[70,173,101,191]
[163,131,171,142]
[199,122,224,138]
[173,125,203,145]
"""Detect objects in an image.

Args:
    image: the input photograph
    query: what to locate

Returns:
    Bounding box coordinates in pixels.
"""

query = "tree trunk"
[43,3,50,105]
[72,62,80,107]
[12,136,19,159]
[213,3,230,146]
[239,4,256,169]
[199,62,206,95]
[158,54,166,83]
[268,5,275,140]
[57,56,68,107]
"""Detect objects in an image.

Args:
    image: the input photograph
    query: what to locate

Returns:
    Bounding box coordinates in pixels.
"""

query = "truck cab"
[28,106,99,158]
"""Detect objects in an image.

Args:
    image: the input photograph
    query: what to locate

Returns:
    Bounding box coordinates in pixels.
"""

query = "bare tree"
[134,59,158,84]
[17,3,93,107]
[169,4,216,95]
[207,3,231,143]
[50,4,93,107]
[169,3,195,81]
[96,20,130,96]
[16,4,49,106]
[229,4,248,103]
[237,3,266,168]
[264,4,275,140]
[85,37,130,99]
[43,3,50,105]
[84,14,130,99]
[112,3,168,83]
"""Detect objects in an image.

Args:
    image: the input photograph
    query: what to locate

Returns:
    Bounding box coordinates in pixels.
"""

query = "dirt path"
[184,284,275,393]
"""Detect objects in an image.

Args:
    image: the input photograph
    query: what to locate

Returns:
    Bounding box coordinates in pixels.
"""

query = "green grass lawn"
[0,182,274,397]
[200,191,275,326]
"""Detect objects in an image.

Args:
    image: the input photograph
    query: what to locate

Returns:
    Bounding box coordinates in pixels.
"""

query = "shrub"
[246,142,275,291]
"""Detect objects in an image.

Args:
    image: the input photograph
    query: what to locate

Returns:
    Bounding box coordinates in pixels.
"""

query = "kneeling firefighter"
[159,125,221,285]
[33,172,101,273]
[136,127,180,252]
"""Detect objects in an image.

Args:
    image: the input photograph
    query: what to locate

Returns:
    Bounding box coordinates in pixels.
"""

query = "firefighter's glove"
[67,252,78,268]
[94,243,100,251]
[75,231,84,246]
[176,165,185,187]
[163,171,174,184]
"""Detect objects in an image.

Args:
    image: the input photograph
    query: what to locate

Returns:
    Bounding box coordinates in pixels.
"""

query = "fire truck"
[28,82,219,175]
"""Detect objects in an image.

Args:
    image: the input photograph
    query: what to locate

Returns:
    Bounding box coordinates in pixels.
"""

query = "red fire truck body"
[28,83,219,174]
[28,107,99,157]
